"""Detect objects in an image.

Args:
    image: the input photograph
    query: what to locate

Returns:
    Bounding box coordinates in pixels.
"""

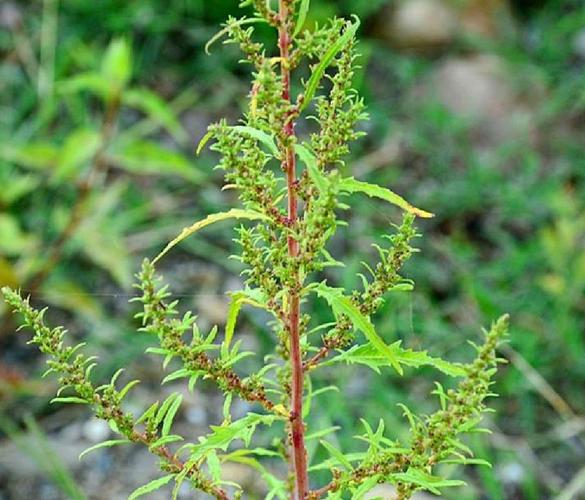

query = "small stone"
[0,3,22,29]
[82,419,111,443]
[499,461,525,484]
[574,28,585,58]
[196,294,229,325]
[185,406,207,426]
[423,54,544,147]
[381,0,457,50]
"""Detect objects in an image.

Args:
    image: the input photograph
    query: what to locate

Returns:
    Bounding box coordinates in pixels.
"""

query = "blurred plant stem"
[39,0,59,98]
[26,94,121,293]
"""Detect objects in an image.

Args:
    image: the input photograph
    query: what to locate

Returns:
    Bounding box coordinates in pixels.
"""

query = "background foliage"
[1,0,584,498]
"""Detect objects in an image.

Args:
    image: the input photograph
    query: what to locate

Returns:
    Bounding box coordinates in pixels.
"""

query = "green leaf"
[294,0,311,37]
[301,17,360,111]
[0,171,39,206]
[57,72,110,98]
[295,144,328,193]
[207,450,222,482]
[149,435,183,448]
[79,439,131,460]
[162,368,192,385]
[0,214,36,256]
[224,292,245,351]
[442,458,492,467]
[50,397,89,404]
[153,209,269,264]
[156,393,181,426]
[54,129,101,181]
[314,283,403,374]
[328,342,467,377]
[136,402,159,425]
[0,142,60,171]
[223,450,287,500]
[122,89,188,143]
[162,394,183,437]
[339,177,434,218]
[205,17,267,54]
[189,413,276,459]
[231,125,279,157]
[75,185,133,287]
[196,130,214,155]
[101,38,132,92]
[352,476,381,500]
[118,380,140,400]
[128,474,175,500]
[392,469,465,495]
[108,139,202,182]
[320,440,353,470]
[222,288,269,354]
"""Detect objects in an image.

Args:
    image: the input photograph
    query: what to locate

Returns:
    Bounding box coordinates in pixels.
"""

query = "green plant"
[1,1,508,498]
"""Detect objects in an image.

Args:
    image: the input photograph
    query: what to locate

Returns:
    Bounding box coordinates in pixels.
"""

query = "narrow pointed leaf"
[339,177,434,218]
[315,283,403,374]
[128,474,175,500]
[79,439,131,460]
[301,17,360,111]
[294,0,311,37]
[153,209,268,264]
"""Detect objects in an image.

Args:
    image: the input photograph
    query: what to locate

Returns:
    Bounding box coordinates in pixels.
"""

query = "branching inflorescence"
[2,1,509,499]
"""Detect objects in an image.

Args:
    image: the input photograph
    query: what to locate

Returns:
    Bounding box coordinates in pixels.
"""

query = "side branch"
[1,288,229,500]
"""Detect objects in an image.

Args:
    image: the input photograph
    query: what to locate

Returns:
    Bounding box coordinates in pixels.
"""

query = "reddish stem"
[278,1,308,498]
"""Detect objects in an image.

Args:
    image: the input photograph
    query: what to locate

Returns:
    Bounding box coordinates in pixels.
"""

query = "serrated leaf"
[314,283,403,374]
[329,342,467,377]
[153,209,268,264]
[128,474,175,500]
[301,17,360,111]
[189,413,276,459]
[339,177,434,218]
[79,439,131,460]
[162,394,183,437]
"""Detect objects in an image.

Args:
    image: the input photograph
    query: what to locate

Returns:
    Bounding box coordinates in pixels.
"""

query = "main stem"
[278,1,308,498]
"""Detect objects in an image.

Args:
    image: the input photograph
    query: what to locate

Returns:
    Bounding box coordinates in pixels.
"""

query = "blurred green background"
[1,0,584,498]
